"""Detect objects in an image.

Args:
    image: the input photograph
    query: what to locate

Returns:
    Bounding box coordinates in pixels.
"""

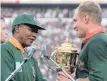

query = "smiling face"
[73,10,87,38]
[73,1,102,38]
[14,24,38,47]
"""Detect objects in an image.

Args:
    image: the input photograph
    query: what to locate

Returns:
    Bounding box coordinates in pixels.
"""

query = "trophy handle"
[50,50,76,81]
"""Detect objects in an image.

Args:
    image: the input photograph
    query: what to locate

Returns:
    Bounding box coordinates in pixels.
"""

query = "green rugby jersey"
[1,41,46,81]
[76,33,107,81]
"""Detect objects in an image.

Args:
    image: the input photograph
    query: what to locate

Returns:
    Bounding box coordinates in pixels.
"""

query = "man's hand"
[76,78,89,81]
[56,72,70,81]
[56,72,75,81]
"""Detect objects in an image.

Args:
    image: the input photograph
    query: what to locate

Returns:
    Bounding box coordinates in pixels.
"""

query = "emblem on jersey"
[77,60,85,71]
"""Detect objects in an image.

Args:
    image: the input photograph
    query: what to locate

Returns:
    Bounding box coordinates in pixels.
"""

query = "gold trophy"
[50,37,77,81]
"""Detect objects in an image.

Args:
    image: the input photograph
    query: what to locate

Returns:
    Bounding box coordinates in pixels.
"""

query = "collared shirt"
[76,27,107,81]
[82,28,104,43]
[9,36,25,56]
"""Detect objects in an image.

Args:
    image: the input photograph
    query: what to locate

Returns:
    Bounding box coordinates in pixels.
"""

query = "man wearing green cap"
[1,13,46,81]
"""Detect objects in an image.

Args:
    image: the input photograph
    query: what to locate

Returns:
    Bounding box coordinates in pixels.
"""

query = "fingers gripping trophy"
[50,37,78,81]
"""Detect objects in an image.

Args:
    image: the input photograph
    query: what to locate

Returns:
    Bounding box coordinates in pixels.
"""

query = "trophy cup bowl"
[51,37,77,73]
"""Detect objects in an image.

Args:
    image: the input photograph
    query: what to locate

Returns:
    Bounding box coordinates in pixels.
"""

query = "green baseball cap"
[12,13,45,30]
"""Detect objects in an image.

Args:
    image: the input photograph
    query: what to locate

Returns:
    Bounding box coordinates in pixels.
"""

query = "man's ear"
[84,14,89,24]
[15,26,20,33]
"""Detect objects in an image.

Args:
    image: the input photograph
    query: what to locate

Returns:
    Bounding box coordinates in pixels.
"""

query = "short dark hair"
[12,26,15,34]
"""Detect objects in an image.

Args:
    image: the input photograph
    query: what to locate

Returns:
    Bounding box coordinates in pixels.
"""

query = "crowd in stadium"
[2,7,74,18]
[2,7,107,50]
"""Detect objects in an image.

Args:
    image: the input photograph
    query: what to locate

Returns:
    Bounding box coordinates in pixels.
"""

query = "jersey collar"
[82,28,104,43]
[9,36,25,56]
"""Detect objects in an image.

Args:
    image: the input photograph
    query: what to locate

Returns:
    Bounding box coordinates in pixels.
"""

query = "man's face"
[0,21,7,43]
[16,25,38,47]
[73,11,87,38]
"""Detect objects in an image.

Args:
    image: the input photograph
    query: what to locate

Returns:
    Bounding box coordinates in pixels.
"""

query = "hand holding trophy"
[51,37,78,81]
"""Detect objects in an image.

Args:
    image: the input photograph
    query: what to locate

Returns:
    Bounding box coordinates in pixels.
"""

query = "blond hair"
[77,1,102,24]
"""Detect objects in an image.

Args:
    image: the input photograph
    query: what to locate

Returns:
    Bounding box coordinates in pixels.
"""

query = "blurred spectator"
[0,17,8,43]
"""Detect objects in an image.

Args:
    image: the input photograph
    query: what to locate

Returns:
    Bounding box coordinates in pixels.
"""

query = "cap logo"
[33,17,36,22]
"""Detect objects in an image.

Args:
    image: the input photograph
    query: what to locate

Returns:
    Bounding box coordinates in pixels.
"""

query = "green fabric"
[76,33,107,81]
[1,41,47,81]
[12,13,45,30]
